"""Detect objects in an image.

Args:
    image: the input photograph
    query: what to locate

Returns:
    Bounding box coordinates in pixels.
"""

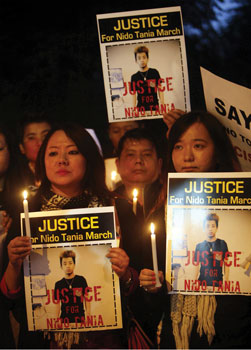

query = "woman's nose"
[58,153,69,165]
[183,146,194,161]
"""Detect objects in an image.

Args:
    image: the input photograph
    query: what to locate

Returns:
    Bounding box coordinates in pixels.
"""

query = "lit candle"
[111,171,117,191]
[23,190,31,237]
[150,223,161,287]
[132,188,138,215]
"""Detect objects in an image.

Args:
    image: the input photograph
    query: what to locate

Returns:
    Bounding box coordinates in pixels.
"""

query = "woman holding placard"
[143,110,250,349]
[1,122,132,349]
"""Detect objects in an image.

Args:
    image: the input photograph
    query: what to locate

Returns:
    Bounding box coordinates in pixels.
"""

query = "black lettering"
[215,98,226,116]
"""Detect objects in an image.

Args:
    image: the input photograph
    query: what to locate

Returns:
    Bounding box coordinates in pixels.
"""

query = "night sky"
[0,0,249,130]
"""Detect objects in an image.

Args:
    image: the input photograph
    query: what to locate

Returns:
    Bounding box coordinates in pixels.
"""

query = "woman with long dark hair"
[1,122,131,349]
[140,111,250,349]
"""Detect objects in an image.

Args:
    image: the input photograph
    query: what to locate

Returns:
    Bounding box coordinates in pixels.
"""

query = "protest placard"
[22,207,122,332]
[201,67,251,171]
[97,7,190,122]
[166,172,251,295]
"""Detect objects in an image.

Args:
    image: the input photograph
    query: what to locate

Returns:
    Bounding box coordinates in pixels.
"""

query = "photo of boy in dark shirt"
[54,250,90,323]
[194,213,229,287]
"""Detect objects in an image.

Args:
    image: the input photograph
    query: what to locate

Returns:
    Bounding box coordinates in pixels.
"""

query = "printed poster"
[97,7,190,122]
[201,67,251,171]
[166,172,251,295]
[22,207,122,332]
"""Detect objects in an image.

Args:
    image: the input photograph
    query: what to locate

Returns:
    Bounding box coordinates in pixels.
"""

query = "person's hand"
[163,109,185,138]
[8,236,32,270]
[1,211,12,233]
[106,247,129,278]
[139,268,164,293]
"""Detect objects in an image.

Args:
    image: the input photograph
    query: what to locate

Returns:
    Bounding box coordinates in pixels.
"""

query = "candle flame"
[133,188,138,199]
[150,222,155,234]
[23,190,28,200]
[111,171,117,181]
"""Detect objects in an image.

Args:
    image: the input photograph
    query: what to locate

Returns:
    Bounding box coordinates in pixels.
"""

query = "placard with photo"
[22,207,122,332]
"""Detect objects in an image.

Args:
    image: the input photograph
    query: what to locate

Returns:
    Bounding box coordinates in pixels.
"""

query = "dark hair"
[0,123,22,212]
[134,46,149,60]
[0,123,14,159]
[166,111,241,172]
[203,213,219,228]
[18,111,52,144]
[117,127,161,159]
[35,122,109,200]
[60,250,76,266]
[0,123,16,180]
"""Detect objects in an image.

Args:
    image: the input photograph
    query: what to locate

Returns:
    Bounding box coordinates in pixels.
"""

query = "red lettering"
[61,288,69,304]
[94,286,102,301]
[192,251,200,266]
[212,251,224,267]
[201,251,209,266]
[73,288,84,303]
[234,251,241,267]
[158,78,165,92]
[166,77,173,91]
[85,286,93,302]
[136,80,144,94]
[225,251,232,266]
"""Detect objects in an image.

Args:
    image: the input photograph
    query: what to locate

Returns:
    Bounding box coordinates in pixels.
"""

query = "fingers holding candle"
[139,268,156,286]
[5,236,31,291]
[139,268,164,292]
[8,236,32,268]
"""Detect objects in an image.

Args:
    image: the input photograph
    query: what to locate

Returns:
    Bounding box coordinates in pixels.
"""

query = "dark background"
[0,0,250,134]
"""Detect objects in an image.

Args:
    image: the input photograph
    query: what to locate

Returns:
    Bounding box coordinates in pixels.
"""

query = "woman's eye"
[69,150,79,155]
[173,144,183,150]
[48,151,58,157]
[194,143,205,149]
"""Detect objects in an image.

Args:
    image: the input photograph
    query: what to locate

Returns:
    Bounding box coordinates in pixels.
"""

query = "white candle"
[150,223,161,287]
[23,190,31,237]
[132,188,138,215]
[111,171,117,191]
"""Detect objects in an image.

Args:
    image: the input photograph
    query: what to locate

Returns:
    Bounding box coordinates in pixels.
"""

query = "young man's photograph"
[131,46,164,112]
[54,250,91,323]
[194,213,229,287]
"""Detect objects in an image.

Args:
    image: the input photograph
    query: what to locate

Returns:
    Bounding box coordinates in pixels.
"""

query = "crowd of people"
[0,109,250,349]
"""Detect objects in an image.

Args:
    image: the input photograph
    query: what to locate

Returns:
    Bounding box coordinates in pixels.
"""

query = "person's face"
[19,122,51,164]
[136,52,148,70]
[204,220,218,241]
[44,130,86,197]
[0,133,10,177]
[108,121,139,151]
[116,138,162,188]
[61,257,75,276]
[172,122,216,173]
